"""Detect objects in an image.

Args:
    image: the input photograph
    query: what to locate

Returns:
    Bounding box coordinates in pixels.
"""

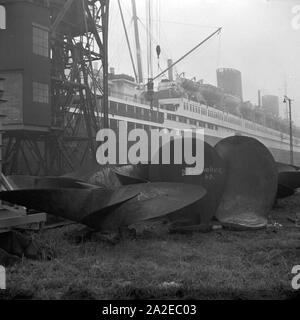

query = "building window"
[33,24,49,57]
[33,82,49,103]
[109,101,117,114]
[0,5,6,29]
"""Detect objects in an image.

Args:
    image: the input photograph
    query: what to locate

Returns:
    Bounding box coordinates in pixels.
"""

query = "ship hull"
[107,95,300,168]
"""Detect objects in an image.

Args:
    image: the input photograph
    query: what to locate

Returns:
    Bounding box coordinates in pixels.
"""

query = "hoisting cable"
[151,27,222,83]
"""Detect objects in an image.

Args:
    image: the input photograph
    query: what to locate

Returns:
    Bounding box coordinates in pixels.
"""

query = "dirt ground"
[1,193,300,300]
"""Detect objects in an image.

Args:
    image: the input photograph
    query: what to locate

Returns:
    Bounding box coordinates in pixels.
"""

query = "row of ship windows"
[109,101,164,124]
[111,100,241,130]
[109,119,163,131]
[184,103,208,116]
[110,100,294,141]
[108,119,222,134]
[166,113,218,131]
[183,102,290,138]
[160,103,180,111]
[183,102,242,126]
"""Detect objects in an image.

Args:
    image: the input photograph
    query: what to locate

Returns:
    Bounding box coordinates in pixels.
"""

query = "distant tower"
[0,77,5,175]
[167,59,174,81]
[262,95,279,117]
[0,77,5,102]
[217,68,243,101]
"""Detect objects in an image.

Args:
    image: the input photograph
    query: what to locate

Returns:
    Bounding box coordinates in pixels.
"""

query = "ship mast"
[131,0,144,84]
[118,0,138,83]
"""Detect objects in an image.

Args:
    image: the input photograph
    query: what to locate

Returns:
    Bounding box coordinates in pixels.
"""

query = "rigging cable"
[138,17,170,79]
[146,0,153,80]
[146,0,149,80]
[151,27,222,82]
[156,0,161,72]
[216,30,222,69]
[117,0,138,82]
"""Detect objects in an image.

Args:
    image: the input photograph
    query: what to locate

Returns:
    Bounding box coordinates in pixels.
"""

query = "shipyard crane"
[0,0,110,175]
[45,0,111,172]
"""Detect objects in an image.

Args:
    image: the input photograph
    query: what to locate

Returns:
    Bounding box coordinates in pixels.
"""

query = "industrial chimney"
[258,90,261,108]
[167,59,173,81]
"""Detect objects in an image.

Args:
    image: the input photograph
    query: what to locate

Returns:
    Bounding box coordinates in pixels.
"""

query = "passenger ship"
[104,71,300,166]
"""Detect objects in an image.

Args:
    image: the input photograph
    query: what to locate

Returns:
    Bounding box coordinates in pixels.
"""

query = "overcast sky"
[1,1,299,123]
[108,0,300,124]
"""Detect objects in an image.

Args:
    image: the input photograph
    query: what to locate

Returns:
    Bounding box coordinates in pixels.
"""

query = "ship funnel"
[167,59,173,81]
[258,90,261,107]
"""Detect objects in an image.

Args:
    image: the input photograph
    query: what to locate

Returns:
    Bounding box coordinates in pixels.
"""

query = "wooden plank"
[0,212,46,230]
[0,205,26,217]
[15,221,45,231]
[43,220,75,230]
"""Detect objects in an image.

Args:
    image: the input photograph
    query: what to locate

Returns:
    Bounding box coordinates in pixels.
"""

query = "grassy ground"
[1,194,300,300]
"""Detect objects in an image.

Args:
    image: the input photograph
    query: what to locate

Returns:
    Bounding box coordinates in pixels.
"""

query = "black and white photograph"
[0,0,300,306]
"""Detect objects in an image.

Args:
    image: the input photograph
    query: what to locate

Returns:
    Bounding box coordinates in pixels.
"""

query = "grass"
[1,194,300,300]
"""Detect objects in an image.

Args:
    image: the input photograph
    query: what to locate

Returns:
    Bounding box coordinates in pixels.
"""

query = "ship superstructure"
[106,70,300,165]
